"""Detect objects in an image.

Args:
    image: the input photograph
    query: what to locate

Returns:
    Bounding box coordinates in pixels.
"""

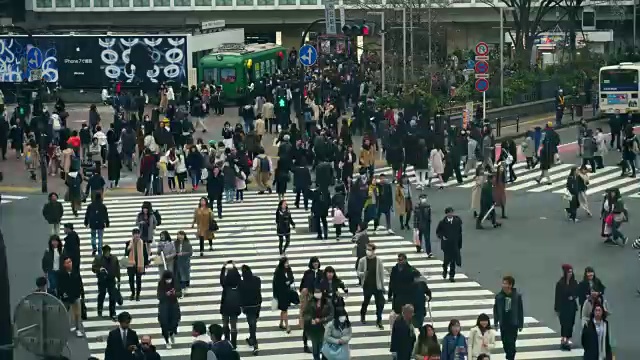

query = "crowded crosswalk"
[377,162,640,197]
[61,192,583,359]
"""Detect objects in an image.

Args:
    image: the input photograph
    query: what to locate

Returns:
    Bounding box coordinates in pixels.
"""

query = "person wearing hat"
[435,207,463,282]
[125,228,149,302]
[554,264,578,350]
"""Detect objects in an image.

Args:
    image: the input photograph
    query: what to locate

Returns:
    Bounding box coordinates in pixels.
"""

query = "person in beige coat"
[395,181,413,230]
[61,147,75,179]
[471,165,486,218]
[191,197,214,257]
[255,116,266,141]
[262,100,275,133]
[468,313,496,359]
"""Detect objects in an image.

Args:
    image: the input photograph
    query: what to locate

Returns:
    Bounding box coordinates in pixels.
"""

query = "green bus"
[198,43,287,102]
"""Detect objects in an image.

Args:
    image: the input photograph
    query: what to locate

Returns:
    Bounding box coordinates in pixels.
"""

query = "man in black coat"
[476,175,500,229]
[388,254,418,315]
[435,207,463,282]
[105,311,139,360]
[374,173,393,233]
[390,304,416,360]
[62,223,81,273]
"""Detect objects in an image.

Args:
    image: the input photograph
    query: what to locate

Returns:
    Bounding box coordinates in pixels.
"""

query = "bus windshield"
[600,69,639,91]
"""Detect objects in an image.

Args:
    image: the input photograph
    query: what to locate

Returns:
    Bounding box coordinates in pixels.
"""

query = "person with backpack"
[65,168,84,217]
[252,148,273,194]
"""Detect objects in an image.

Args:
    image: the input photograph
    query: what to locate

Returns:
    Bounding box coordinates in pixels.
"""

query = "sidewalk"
[496,105,598,139]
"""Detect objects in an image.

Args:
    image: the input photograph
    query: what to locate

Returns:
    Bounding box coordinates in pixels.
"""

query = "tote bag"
[321,342,350,360]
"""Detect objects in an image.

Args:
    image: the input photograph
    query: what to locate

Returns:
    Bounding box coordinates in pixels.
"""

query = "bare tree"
[484,0,561,66]
[351,0,454,86]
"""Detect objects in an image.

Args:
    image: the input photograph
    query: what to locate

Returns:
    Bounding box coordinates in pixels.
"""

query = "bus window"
[203,68,218,83]
[220,68,237,83]
[270,59,276,72]
[601,69,638,89]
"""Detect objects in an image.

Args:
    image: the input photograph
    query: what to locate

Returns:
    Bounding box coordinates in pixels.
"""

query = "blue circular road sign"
[474,61,488,74]
[298,44,317,67]
[466,59,475,69]
[475,78,489,92]
[27,46,43,69]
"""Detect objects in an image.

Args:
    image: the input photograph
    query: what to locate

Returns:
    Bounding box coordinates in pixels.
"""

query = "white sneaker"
[166,342,172,349]
[75,330,84,337]
[387,229,395,235]
[70,326,77,332]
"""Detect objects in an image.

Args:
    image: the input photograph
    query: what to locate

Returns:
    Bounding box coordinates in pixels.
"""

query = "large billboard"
[0,35,188,88]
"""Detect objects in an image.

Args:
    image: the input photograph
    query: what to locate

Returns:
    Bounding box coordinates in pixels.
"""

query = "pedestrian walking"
[192,197,214,256]
[413,194,432,256]
[272,257,296,333]
[91,244,120,320]
[554,264,578,350]
[493,275,524,360]
[42,192,64,235]
[240,265,262,355]
[220,261,242,349]
[173,231,193,295]
[41,235,63,295]
[275,200,295,255]
[441,319,468,360]
[157,270,181,349]
[468,313,496,359]
[84,192,110,256]
[390,304,416,360]
[356,242,385,329]
[125,228,149,302]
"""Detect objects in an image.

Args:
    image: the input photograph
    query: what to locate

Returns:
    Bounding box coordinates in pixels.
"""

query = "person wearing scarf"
[125,228,149,302]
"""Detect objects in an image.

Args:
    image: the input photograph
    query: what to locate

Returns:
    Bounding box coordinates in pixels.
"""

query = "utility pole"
[403,7,407,85]
[368,11,386,92]
[634,0,637,49]
[500,6,505,106]
[428,0,432,66]
[410,6,414,77]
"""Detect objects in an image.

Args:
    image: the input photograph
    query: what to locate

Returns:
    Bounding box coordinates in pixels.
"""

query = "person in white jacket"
[175,150,188,193]
[468,313,496,359]
[594,127,608,169]
[93,126,108,166]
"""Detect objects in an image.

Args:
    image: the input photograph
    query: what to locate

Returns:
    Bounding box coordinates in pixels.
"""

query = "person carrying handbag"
[322,305,352,360]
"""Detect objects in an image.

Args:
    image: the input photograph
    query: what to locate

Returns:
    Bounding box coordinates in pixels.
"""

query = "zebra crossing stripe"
[377,162,640,197]
[60,192,583,359]
[1,195,28,204]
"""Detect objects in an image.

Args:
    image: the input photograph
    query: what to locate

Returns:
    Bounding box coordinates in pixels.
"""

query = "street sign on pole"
[475,41,489,56]
[466,59,475,69]
[474,61,489,75]
[475,78,489,92]
[298,44,318,67]
[324,0,337,34]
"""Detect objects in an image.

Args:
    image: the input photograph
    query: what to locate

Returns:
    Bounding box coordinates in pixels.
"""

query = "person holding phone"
[104,312,139,360]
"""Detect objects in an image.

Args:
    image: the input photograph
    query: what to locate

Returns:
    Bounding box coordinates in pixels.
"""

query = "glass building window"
[174,0,190,5]
[299,0,316,4]
[215,0,231,5]
[343,0,358,4]
[56,0,71,6]
[35,0,53,7]
[257,0,273,4]
[154,0,170,5]
[133,0,150,5]
[236,0,252,5]
[94,0,109,6]
[194,0,211,4]
[75,0,90,6]
[279,0,295,4]
[112,0,128,6]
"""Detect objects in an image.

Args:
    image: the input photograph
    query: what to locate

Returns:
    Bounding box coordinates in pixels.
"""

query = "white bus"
[599,62,640,115]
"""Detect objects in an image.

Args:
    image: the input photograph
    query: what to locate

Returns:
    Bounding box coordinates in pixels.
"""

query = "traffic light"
[277,95,287,108]
[341,23,371,36]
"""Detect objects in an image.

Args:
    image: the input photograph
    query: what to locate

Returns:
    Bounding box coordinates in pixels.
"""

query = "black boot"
[230,331,237,349]
[302,332,311,353]
[501,207,507,219]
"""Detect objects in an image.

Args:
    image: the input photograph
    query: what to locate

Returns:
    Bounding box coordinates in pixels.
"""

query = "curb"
[496,115,605,141]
